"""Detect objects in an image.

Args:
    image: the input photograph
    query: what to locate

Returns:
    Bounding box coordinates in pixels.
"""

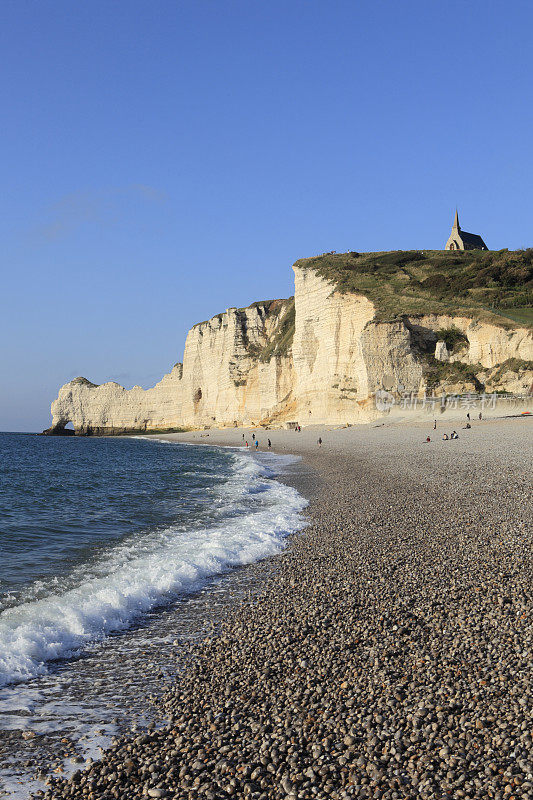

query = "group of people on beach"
[242,432,272,450]
[425,411,482,442]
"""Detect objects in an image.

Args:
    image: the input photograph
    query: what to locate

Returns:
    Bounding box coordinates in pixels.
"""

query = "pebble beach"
[38,417,532,800]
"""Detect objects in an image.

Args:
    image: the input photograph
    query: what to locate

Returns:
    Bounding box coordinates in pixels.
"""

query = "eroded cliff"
[45,258,533,434]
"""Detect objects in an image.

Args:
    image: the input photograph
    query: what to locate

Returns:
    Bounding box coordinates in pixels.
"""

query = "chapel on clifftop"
[445,210,488,251]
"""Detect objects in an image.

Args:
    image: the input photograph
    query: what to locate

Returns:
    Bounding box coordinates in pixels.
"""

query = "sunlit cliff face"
[45,265,533,435]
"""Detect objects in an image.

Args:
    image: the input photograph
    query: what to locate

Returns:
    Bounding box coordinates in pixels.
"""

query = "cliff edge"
[45,251,533,434]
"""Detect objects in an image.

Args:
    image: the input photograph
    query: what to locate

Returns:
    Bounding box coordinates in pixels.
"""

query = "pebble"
[37,430,532,800]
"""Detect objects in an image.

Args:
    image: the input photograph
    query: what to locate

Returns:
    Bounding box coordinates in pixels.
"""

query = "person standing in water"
[255,439,259,449]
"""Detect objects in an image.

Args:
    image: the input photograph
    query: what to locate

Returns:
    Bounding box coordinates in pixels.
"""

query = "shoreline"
[32,417,533,799]
[0,441,310,799]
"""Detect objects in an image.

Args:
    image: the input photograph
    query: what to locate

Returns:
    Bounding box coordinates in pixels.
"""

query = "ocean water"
[0,433,307,689]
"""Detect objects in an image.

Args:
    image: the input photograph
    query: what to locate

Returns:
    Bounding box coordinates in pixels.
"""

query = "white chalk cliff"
[46,263,533,434]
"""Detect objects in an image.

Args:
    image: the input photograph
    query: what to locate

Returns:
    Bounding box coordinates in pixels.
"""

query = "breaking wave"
[0,447,307,687]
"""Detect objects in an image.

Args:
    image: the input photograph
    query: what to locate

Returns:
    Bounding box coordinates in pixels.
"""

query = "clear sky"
[1,0,532,431]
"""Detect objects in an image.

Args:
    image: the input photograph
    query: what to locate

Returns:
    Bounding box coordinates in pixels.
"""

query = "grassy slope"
[295,249,533,328]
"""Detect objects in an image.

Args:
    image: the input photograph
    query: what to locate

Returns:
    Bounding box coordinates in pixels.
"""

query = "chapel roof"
[458,230,487,249]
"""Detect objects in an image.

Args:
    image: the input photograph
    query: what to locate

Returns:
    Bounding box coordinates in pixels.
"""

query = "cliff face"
[48,368,184,435]
[46,263,533,434]
[415,314,533,368]
[291,267,424,424]
[47,301,295,434]
[178,301,294,428]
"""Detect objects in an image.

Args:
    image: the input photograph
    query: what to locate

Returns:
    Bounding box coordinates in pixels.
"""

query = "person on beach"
[318,437,322,447]
[242,433,244,440]
[442,433,449,440]
[464,423,471,429]
[479,412,483,420]
[433,420,437,430]
[467,412,470,421]
[425,436,431,442]
[252,433,255,441]
[268,439,271,449]
[451,430,459,439]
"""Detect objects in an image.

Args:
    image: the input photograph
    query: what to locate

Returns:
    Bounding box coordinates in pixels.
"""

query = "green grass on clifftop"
[295,249,533,327]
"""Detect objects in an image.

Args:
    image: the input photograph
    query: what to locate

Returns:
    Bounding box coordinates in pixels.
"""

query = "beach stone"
[37,423,532,800]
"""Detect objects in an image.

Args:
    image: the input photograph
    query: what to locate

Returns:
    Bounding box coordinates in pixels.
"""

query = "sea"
[0,433,307,796]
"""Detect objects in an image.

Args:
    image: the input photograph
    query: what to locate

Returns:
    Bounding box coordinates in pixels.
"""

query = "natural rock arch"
[44,418,76,436]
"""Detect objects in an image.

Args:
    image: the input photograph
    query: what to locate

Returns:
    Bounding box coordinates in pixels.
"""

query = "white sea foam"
[0,449,307,688]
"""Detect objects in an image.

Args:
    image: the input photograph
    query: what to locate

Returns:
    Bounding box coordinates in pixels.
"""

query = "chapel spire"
[452,208,460,230]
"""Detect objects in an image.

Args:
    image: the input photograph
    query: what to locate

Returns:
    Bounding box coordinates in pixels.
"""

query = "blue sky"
[1,0,532,431]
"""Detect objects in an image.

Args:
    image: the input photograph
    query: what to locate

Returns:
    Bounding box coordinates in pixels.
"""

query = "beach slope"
[44,418,532,800]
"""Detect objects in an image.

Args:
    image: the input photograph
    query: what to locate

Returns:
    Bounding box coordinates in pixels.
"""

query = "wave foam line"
[0,452,307,688]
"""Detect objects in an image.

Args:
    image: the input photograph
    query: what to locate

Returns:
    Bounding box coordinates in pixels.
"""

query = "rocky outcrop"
[45,263,533,434]
[44,368,184,435]
[415,314,533,367]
